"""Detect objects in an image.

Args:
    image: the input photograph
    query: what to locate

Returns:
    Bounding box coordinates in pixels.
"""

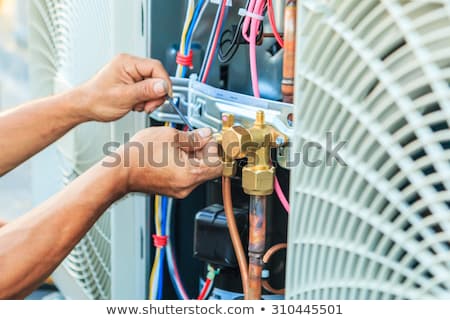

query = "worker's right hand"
[105,126,223,199]
[76,54,172,123]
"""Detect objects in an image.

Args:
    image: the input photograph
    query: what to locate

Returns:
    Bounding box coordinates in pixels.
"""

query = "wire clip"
[152,235,168,248]
[176,50,194,69]
[238,8,264,21]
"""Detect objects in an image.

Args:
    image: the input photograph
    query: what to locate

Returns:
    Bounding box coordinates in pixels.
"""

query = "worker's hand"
[105,127,223,199]
[77,54,171,122]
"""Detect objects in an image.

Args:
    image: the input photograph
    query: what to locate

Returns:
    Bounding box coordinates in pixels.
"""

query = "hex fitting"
[223,160,237,177]
[222,126,252,159]
[217,111,288,194]
[242,166,276,196]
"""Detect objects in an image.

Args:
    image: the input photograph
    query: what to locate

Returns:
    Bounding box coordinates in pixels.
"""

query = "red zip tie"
[176,50,194,69]
[152,235,168,248]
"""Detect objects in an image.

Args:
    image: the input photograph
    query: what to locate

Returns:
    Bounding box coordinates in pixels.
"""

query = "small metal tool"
[167,96,194,131]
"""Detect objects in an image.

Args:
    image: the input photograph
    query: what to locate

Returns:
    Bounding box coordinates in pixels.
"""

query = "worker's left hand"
[76,54,172,122]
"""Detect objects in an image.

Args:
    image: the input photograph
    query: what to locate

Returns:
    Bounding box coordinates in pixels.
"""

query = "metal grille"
[29,0,114,299]
[287,0,450,299]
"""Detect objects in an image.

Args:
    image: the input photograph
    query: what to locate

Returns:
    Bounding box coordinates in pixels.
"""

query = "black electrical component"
[193,204,248,269]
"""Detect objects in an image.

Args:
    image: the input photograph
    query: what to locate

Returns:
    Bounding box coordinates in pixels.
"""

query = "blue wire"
[157,249,165,299]
[199,3,229,81]
[185,0,205,56]
[167,2,207,299]
[157,196,168,300]
[181,0,205,78]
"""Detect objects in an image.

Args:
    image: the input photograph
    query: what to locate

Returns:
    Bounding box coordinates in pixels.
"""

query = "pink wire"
[267,0,284,48]
[242,0,256,42]
[247,0,265,98]
[244,0,291,213]
[275,177,290,213]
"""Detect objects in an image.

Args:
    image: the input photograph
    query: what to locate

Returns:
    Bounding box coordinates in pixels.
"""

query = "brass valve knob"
[222,126,252,160]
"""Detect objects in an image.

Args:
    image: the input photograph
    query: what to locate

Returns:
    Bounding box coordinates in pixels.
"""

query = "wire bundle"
[199,0,228,83]
[176,0,209,78]
[149,195,168,299]
[197,265,220,300]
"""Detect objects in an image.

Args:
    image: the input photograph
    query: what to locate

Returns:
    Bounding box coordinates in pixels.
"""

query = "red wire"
[267,0,284,48]
[201,0,227,83]
[197,278,212,300]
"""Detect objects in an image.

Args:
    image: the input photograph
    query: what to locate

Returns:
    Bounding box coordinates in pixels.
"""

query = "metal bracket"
[150,77,294,168]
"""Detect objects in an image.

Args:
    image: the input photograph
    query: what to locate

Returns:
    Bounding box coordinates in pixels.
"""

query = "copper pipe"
[263,243,287,264]
[282,0,297,103]
[262,243,287,295]
[248,261,263,299]
[222,176,249,298]
[248,195,267,300]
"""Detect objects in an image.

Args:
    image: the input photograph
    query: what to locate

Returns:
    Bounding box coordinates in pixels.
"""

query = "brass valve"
[216,111,288,196]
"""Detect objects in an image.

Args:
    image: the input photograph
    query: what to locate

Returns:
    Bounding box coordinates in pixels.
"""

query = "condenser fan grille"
[287,0,450,299]
[29,0,114,299]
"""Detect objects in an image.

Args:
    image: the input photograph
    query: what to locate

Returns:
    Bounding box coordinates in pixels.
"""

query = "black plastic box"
[193,204,248,269]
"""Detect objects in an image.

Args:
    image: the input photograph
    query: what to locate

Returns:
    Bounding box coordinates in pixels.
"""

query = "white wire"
[186,1,209,53]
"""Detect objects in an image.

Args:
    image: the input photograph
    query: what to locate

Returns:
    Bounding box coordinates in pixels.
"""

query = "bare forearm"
[0,160,127,299]
[0,88,88,176]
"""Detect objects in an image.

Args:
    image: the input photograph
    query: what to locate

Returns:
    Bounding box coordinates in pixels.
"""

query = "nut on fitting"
[222,126,252,159]
[223,160,237,177]
[242,166,275,196]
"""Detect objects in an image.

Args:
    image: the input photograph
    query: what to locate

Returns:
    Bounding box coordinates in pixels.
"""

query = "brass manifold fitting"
[215,111,288,196]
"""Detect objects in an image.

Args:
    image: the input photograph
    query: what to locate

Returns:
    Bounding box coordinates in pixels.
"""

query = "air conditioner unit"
[287,0,450,299]
[29,0,150,299]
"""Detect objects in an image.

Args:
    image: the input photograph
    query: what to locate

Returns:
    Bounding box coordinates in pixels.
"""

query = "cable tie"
[238,8,264,21]
[176,50,194,69]
[152,234,168,248]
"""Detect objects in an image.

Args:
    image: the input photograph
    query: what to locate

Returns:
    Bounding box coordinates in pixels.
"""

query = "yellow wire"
[149,248,160,300]
[149,126,173,298]
[149,195,161,299]
[180,0,195,55]
[177,0,195,77]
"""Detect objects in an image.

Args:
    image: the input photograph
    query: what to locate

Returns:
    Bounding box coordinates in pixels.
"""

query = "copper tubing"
[262,243,287,295]
[222,176,249,298]
[281,0,297,103]
[248,260,263,299]
[263,243,287,264]
[248,195,267,300]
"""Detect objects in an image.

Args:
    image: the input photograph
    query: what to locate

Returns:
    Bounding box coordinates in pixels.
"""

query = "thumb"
[130,78,169,103]
[176,128,213,152]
